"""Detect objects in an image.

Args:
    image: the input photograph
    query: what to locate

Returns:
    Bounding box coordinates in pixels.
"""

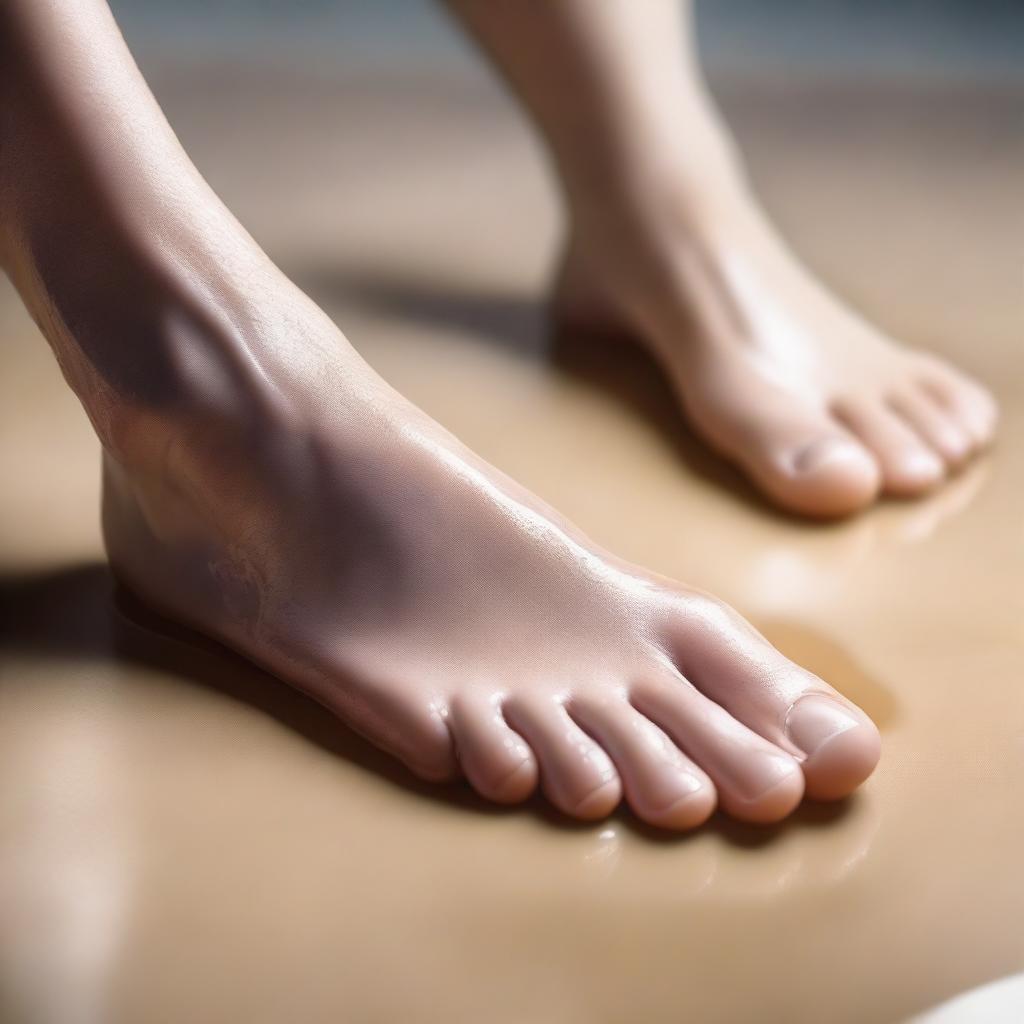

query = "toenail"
[655,785,715,827]
[721,753,802,810]
[903,449,944,481]
[785,694,861,760]
[492,758,536,801]
[793,437,863,475]
[572,779,621,819]
[651,772,707,813]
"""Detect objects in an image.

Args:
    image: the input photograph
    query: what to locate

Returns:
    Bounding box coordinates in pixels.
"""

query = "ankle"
[562,98,747,227]
[19,215,322,460]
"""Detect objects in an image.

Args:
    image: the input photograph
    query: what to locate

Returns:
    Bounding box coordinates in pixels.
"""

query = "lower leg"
[0,0,880,828]
[446,0,998,517]
[0,0,347,456]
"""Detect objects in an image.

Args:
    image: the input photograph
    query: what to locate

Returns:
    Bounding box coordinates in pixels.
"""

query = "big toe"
[736,425,880,519]
[691,384,880,518]
[663,597,882,804]
[785,694,881,801]
[782,435,882,518]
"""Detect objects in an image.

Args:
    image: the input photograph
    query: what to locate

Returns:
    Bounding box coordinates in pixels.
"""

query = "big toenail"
[785,694,860,760]
[793,437,859,474]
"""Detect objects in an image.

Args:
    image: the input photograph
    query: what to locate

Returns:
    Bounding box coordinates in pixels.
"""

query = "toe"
[663,596,881,802]
[449,693,538,803]
[781,432,881,519]
[785,693,882,801]
[568,694,716,830]
[631,674,803,824]
[692,386,879,517]
[920,366,998,449]
[504,697,622,820]
[372,692,459,783]
[833,396,945,496]
[888,388,973,469]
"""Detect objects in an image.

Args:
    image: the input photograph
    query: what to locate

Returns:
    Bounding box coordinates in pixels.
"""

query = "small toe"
[504,697,622,820]
[376,693,459,783]
[449,693,538,803]
[889,389,973,469]
[833,397,945,496]
[568,695,716,830]
[632,674,804,825]
[921,367,998,449]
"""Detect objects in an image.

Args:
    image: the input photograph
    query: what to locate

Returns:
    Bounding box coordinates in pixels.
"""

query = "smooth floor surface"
[0,56,1022,1024]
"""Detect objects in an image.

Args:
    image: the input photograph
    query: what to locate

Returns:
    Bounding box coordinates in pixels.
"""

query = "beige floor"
[0,56,1022,1024]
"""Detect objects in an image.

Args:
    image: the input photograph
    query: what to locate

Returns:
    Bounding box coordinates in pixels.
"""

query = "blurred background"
[110,0,1024,80]
[92,0,1022,377]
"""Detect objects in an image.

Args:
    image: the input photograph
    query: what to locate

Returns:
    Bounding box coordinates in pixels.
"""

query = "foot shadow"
[302,268,785,520]
[0,562,875,845]
[0,563,494,819]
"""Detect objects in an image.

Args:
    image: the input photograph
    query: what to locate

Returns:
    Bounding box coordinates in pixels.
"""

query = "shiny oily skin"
[101,356,882,829]
[0,0,890,831]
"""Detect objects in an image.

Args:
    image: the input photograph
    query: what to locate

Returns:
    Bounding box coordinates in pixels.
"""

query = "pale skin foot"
[1,0,880,830]
[102,367,882,827]
[447,0,999,519]
[100,325,881,827]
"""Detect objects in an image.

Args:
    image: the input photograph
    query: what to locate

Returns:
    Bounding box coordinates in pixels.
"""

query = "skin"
[0,0,883,832]
[448,0,999,518]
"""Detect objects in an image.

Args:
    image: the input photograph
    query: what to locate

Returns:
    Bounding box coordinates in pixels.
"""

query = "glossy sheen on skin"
[100,332,880,829]
[0,0,882,829]
[450,0,998,518]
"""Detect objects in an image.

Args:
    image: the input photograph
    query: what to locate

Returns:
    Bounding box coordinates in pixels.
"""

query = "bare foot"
[97,273,880,830]
[553,165,998,518]
[442,0,996,518]
[0,0,879,830]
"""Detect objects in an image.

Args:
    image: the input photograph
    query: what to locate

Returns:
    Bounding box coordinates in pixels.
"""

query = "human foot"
[0,0,879,826]
[553,153,998,519]
[0,0,879,831]
[93,270,880,829]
